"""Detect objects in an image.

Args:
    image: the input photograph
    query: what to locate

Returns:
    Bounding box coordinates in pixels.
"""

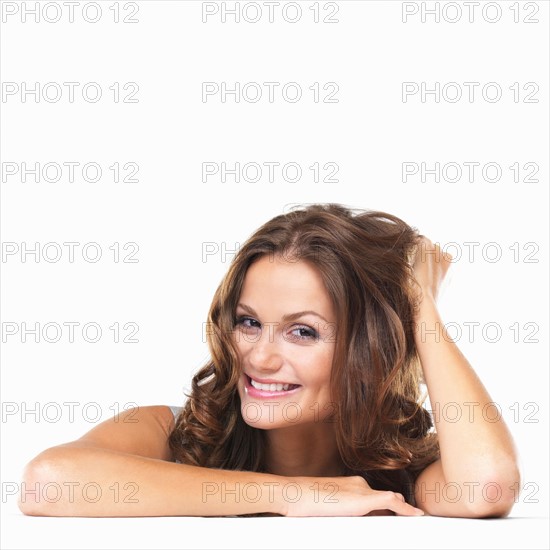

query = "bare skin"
[18,237,520,518]
[409,237,520,517]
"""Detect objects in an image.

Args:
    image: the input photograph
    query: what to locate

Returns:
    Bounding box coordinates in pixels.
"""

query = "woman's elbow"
[463,468,521,518]
[18,452,63,516]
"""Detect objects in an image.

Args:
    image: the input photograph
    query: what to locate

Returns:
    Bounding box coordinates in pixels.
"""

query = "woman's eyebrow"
[236,303,329,324]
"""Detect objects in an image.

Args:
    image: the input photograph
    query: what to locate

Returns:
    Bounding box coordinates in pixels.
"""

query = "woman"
[18,203,520,518]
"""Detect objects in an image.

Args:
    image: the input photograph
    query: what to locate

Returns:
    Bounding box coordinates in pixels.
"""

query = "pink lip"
[243,374,302,399]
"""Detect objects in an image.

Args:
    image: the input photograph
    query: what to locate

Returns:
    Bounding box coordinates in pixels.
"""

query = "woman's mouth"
[245,375,302,397]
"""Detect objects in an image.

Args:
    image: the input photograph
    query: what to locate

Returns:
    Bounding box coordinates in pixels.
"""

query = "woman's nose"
[247,325,283,372]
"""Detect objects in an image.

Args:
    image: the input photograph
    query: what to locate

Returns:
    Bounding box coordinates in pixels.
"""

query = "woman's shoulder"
[126,405,183,432]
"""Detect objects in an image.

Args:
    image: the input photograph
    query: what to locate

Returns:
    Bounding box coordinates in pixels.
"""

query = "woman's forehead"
[239,256,335,321]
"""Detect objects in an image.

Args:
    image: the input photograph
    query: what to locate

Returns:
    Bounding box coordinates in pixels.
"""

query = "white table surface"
[2,509,548,550]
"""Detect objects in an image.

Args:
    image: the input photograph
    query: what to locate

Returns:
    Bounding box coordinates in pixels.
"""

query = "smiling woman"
[19,203,520,518]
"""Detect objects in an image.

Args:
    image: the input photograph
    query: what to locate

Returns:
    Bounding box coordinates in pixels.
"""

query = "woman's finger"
[372,492,424,516]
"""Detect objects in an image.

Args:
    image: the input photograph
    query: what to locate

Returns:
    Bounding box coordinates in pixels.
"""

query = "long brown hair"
[168,203,439,504]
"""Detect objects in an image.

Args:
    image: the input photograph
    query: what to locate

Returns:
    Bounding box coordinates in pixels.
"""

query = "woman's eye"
[288,325,318,341]
[235,316,261,330]
[234,317,318,342]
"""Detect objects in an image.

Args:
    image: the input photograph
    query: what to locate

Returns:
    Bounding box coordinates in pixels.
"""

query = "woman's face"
[235,254,337,430]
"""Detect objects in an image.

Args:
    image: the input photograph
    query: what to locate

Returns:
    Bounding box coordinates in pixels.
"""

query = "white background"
[1,0,548,548]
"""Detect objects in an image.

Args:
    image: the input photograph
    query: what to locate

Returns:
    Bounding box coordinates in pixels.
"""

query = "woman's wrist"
[267,475,315,516]
[412,292,444,345]
[413,287,438,317]
[414,284,437,308]
[263,474,292,516]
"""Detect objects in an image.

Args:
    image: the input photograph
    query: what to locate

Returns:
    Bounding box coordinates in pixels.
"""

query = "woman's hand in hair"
[280,475,425,517]
[410,235,453,305]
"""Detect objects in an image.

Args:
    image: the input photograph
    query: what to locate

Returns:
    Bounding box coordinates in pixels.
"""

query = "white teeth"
[250,378,294,392]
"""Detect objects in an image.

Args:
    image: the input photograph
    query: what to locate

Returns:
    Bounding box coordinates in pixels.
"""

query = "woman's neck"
[264,423,346,478]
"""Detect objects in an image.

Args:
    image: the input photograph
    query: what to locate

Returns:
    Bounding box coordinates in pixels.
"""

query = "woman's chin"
[239,404,304,430]
[240,410,288,430]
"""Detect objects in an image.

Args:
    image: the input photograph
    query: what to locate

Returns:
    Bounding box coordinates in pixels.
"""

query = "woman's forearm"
[19,445,428,517]
[413,296,520,485]
[19,443,287,517]
[415,297,519,483]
